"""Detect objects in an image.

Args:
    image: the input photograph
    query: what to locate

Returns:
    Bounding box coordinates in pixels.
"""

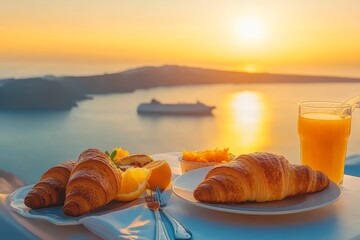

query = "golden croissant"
[193,152,330,203]
[24,161,75,209]
[63,148,122,217]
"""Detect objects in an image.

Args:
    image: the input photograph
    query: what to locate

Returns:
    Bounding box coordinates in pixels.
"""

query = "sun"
[235,17,265,43]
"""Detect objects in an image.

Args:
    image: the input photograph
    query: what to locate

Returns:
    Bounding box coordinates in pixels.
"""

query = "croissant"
[193,152,330,203]
[63,148,122,217]
[24,161,75,209]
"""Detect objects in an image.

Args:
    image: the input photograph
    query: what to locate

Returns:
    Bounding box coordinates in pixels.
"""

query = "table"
[1,152,360,240]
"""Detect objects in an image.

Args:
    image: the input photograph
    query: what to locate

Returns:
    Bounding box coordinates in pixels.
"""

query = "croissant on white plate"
[63,148,122,217]
[24,161,75,209]
[193,152,330,203]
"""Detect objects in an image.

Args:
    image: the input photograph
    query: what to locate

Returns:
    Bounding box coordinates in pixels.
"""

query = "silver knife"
[156,187,192,240]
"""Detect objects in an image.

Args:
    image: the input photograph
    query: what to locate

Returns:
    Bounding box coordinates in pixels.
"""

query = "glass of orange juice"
[298,101,352,185]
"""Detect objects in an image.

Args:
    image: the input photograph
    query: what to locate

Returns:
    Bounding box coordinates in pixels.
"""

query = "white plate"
[8,185,130,225]
[172,167,342,215]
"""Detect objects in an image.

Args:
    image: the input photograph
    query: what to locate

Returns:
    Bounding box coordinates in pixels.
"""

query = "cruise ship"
[137,99,215,115]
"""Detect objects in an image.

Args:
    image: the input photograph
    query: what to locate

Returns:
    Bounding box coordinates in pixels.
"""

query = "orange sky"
[1,0,360,78]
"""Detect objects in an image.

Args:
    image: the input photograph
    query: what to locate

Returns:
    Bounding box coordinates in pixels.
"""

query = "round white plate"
[172,167,342,215]
[8,185,129,225]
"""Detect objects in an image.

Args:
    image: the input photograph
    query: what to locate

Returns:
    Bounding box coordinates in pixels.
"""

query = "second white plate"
[172,167,342,215]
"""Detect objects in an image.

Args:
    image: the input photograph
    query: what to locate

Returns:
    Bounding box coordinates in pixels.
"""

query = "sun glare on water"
[228,91,269,153]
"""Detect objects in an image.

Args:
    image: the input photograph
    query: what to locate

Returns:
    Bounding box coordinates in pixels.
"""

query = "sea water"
[1,83,360,183]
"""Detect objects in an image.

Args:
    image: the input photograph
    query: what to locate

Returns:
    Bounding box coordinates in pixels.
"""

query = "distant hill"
[0,78,90,110]
[1,65,359,110]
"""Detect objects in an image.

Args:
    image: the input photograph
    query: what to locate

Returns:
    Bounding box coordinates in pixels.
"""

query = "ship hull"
[137,103,215,115]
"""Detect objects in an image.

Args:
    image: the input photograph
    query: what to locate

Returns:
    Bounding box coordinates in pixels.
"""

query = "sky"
[1,0,360,78]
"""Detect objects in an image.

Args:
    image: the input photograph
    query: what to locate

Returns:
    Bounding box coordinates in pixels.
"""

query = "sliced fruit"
[115,154,154,171]
[115,167,151,201]
[112,147,130,161]
[144,160,172,190]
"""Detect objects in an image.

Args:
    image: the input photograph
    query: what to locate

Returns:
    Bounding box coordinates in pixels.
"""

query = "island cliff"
[1,65,359,110]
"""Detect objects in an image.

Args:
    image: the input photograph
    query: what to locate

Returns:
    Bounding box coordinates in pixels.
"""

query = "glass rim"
[299,101,352,109]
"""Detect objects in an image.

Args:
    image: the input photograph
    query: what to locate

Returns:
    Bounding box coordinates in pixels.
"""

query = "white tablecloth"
[1,152,360,240]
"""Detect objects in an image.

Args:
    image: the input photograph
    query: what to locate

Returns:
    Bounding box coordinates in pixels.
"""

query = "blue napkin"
[345,155,360,177]
[80,190,176,240]
[80,203,154,240]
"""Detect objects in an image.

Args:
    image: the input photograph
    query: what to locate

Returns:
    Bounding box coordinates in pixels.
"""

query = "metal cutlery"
[156,187,192,240]
[145,192,171,240]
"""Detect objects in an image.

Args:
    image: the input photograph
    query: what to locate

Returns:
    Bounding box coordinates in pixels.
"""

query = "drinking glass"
[298,101,352,185]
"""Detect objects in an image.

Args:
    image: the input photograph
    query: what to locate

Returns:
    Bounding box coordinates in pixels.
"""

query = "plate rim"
[8,185,82,225]
[172,167,342,215]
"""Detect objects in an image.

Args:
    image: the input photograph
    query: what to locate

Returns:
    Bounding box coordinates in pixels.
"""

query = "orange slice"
[144,160,172,190]
[112,147,130,161]
[115,168,151,201]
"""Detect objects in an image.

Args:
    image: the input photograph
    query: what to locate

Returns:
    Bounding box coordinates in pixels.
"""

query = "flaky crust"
[193,152,329,203]
[24,161,75,209]
[63,148,122,216]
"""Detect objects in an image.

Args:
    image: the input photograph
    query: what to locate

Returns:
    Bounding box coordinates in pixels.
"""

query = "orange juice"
[298,112,351,184]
